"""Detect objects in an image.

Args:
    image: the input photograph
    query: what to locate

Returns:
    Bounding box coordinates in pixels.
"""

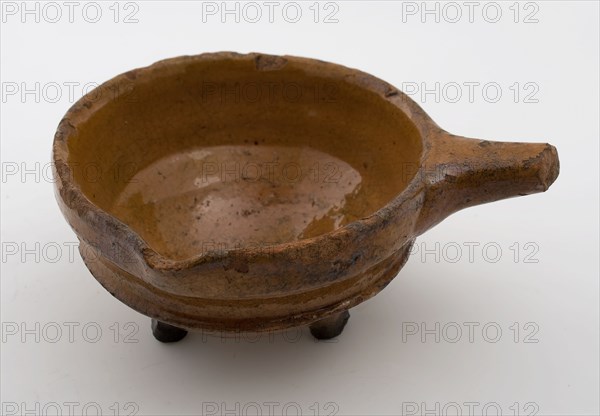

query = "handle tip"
[535,143,560,192]
[416,135,561,235]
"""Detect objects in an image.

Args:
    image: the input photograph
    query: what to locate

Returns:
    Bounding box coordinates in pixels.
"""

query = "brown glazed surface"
[52,52,559,332]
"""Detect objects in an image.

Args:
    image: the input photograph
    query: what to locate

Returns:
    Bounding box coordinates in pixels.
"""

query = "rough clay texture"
[52,52,560,333]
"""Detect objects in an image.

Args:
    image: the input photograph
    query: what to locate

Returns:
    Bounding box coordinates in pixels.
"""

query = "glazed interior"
[67,56,422,260]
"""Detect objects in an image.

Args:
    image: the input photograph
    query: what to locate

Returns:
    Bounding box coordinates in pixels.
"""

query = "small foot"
[309,310,350,340]
[151,319,188,343]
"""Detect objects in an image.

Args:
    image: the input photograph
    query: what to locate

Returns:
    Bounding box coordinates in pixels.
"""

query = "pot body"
[53,52,558,333]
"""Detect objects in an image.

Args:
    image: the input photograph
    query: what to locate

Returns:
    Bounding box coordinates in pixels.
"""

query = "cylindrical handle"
[415,132,559,234]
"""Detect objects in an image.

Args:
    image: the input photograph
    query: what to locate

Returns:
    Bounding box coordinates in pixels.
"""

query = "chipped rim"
[52,52,437,271]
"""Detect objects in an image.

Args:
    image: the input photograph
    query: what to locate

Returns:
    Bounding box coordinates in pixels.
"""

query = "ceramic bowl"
[53,52,559,342]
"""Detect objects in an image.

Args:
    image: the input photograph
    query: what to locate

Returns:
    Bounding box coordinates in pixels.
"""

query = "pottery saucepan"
[52,53,559,342]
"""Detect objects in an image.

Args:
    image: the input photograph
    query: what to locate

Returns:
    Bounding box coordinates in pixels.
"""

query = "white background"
[1,1,599,415]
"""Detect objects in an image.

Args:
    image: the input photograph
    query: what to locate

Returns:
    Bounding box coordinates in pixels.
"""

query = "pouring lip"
[52,51,435,271]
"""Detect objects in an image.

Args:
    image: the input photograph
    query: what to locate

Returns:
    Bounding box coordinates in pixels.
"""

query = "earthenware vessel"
[52,53,559,342]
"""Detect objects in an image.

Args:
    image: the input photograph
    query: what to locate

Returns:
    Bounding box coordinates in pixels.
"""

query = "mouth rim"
[52,51,435,271]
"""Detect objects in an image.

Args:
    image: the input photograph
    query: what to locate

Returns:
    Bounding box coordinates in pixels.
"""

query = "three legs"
[151,310,350,343]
